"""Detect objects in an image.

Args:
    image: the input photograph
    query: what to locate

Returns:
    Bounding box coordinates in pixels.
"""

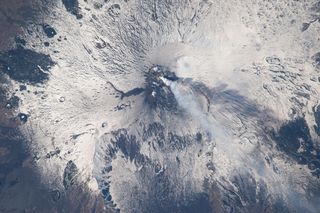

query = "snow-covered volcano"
[1,0,320,212]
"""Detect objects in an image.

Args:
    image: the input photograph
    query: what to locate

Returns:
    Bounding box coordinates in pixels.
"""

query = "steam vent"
[0,0,320,212]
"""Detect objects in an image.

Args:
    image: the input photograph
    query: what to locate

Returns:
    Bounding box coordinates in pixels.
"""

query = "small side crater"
[42,24,57,38]
[108,4,121,17]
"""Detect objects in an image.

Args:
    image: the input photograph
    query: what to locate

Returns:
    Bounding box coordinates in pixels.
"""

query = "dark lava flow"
[272,117,320,178]
[0,46,55,84]
[98,123,211,213]
[107,65,179,111]
[62,0,83,19]
[63,160,78,190]
[314,105,320,136]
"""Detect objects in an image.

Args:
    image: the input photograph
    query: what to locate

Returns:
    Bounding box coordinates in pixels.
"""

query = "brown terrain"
[0,1,111,212]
